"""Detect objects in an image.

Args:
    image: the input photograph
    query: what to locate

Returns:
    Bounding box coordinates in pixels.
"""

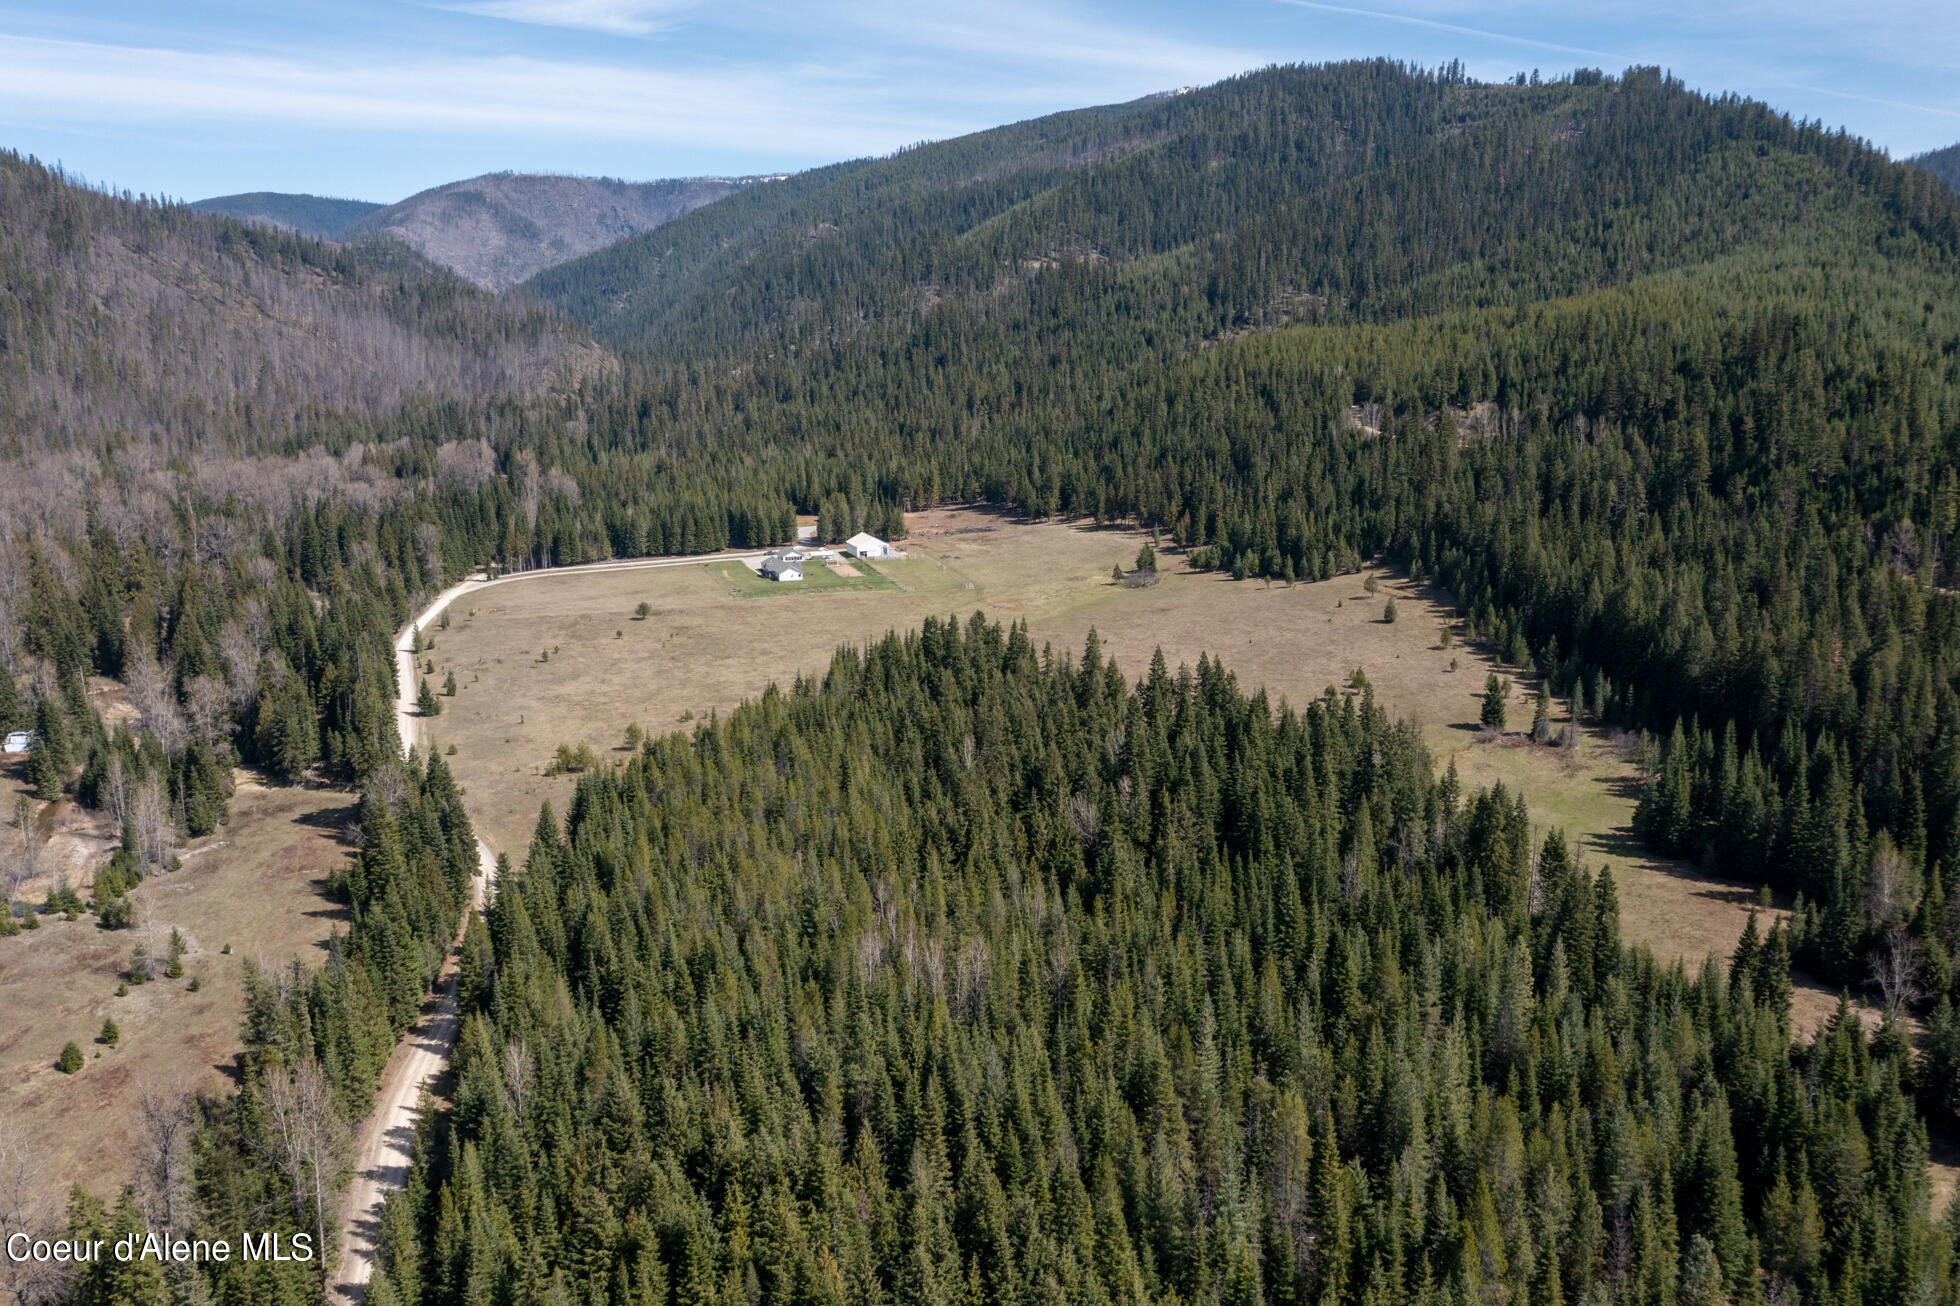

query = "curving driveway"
[329,549,769,1302]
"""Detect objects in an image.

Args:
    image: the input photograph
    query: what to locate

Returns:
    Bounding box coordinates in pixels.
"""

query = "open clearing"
[421,510,1956,1210]
[421,510,1768,979]
[0,776,353,1214]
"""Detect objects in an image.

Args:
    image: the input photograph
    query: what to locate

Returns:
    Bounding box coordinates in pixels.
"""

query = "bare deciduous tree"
[261,1059,350,1287]
[133,773,172,876]
[0,1114,63,1306]
[126,648,186,756]
[136,1083,195,1239]
[363,764,408,820]
[517,450,542,541]
[4,796,39,905]
[101,751,132,838]
[219,598,271,706]
[184,674,232,749]
[434,438,496,490]
[413,521,442,583]
[193,512,248,567]
[504,1039,533,1117]
[1865,834,1914,930]
[1871,928,1923,1019]
[1066,792,1101,844]
[544,467,581,505]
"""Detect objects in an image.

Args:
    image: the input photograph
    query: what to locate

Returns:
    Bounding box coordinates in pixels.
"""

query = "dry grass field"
[407,508,1960,1213]
[1936,1137,1959,1219]
[425,511,1479,856]
[1445,731,1780,971]
[0,776,353,1214]
[423,509,1762,976]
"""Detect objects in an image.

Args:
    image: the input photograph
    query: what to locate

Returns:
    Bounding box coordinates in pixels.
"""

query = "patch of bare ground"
[0,774,353,1221]
[1932,1135,1958,1218]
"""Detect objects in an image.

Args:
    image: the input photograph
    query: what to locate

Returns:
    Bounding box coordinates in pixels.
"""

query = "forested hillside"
[1914,143,1960,194]
[0,151,602,465]
[531,63,1957,358]
[7,59,1960,1306]
[365,619,1956,1306]
[188,191,384,240]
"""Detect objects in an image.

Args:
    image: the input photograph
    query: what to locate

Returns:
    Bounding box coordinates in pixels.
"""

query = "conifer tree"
[1481,673,1509,729]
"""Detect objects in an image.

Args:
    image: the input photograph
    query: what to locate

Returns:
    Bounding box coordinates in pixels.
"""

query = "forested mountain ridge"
[521,84,1215,354]
[0,150,606,472]
[530,62,1959,362]
[188,191,385,240]
[341,172,766,291]
[1916,143,1960,195]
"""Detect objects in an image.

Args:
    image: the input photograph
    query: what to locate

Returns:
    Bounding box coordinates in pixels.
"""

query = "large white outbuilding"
[843,532,892,559]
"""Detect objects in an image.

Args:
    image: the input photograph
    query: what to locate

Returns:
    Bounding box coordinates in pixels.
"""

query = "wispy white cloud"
[1267,0,1960,150]
[1,0,1954,196]
[0,1,1277,187]
[842,0,1269,84]
[1273,0,1623,63]
[439,0,697,38]
[1771,82,1960,124]
[0,34,960,156]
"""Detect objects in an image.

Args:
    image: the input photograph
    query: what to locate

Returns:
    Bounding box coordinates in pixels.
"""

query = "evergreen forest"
[2,57,1959,1306]
[369,620,1955,1306]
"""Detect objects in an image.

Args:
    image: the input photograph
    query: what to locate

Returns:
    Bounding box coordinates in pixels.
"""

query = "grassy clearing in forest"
[424,509,1753,979]
[342,506,1960,1210]
[0,776,352,1209]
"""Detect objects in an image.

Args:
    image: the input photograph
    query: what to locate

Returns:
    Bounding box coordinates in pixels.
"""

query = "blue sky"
[0,0,1954,203]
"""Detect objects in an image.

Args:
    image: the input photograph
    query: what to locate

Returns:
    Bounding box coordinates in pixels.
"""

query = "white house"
[759,550,804,582]
[844,532,892,560]
[2,731,31,755]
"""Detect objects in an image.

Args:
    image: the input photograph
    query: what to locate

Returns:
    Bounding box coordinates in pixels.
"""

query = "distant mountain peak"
[344,172,764,290]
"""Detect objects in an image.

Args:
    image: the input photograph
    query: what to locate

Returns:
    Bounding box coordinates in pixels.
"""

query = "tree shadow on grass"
[291,801,362,848]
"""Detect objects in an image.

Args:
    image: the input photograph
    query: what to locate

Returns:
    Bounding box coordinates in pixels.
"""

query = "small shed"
[759,550,804,582]
[2,731,32,755]
[844,532,891,560]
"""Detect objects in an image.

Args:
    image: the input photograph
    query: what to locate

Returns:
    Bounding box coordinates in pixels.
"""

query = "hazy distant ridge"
[188,191,383,239]
[1912,142,1960,194]
[344,172,765,290]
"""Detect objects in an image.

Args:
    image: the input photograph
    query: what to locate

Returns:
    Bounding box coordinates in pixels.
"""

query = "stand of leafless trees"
[261,1059,351,1288]
[0,150,604,468]
[2,796,38,908]
[0,1115,65,1306]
